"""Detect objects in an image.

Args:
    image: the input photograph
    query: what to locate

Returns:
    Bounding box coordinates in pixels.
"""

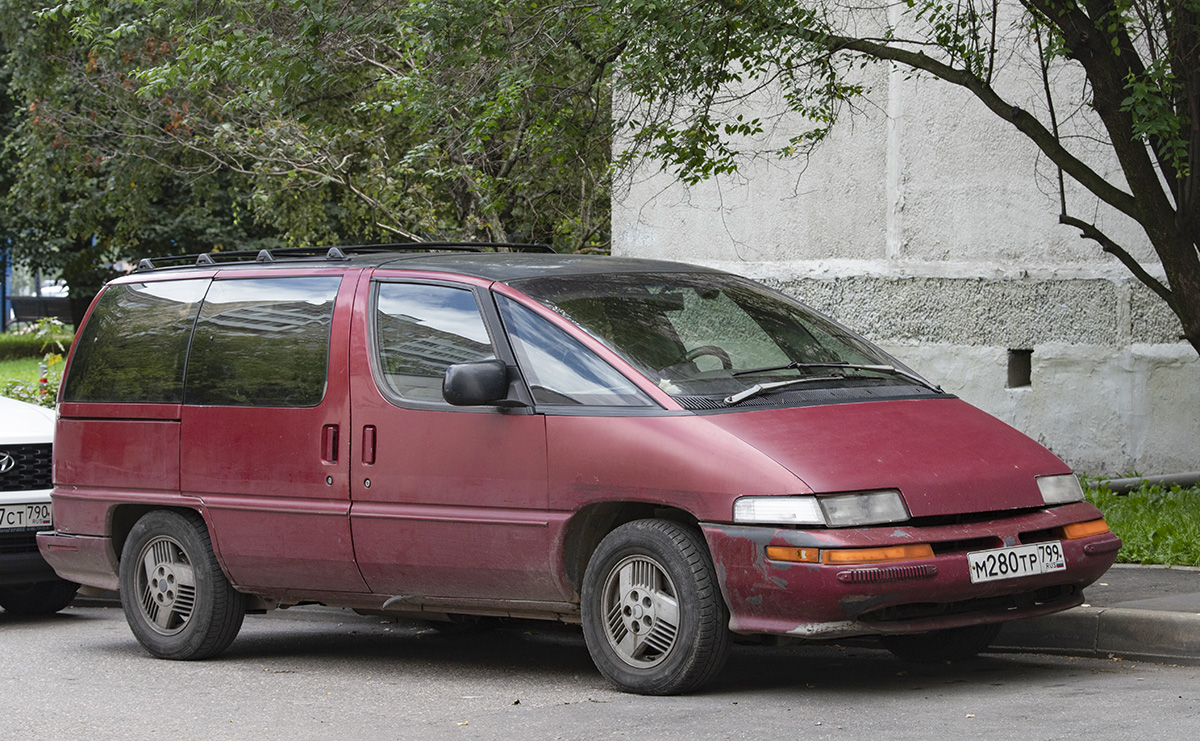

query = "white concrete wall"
[613,64,1200,475]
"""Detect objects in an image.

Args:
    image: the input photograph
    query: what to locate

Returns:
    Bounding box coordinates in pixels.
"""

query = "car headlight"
[1037,474,1085,505]
[819,490,910,527]
[733,490,909,528]
[733,496,824,526]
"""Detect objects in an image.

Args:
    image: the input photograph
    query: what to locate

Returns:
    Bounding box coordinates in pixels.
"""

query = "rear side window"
[184,277,341,407]
[63,280,208,403]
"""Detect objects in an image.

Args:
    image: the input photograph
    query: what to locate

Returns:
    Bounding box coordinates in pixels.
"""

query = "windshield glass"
[510,271,922,400]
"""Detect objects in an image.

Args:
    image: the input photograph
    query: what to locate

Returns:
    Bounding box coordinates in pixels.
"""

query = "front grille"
[0,530,41,555]
[931,536,1005,555]
[908,507,1044,528]
[0,444,53,492]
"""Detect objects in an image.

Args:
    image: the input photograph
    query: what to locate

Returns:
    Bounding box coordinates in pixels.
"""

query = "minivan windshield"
[511,272,933,403]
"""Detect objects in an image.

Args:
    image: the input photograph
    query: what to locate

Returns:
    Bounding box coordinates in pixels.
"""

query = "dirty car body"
[38,248,1120,694]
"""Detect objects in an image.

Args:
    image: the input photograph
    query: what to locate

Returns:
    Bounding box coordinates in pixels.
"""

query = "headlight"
[733,490,909,527]
[733,497,824,525]
[1038,474,1085,504]
[819,490,910,527]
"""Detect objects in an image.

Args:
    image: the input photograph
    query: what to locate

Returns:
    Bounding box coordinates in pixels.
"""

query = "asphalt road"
[3,604,1199,740]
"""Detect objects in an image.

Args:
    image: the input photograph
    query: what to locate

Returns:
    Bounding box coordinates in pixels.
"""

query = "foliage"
[5,0,1197,349]
[0,0,294,310]
[0,318,73,360]
[601,0,1200,354]
[1087,481,1200,566]
[11,0,615,253]
[0,351,63,407]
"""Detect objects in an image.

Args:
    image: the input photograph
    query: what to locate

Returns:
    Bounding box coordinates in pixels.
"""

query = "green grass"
[0,352,40,374]
[1086,481,1200,566]
[1,321,72,405]
[0,353,64,407]
[0,355,42,380]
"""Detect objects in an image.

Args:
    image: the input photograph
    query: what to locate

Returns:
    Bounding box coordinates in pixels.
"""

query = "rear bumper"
[35,531,120,592]
[702,502,1122,639]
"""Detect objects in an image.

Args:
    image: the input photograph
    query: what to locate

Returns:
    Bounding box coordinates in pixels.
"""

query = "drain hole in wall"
[1007,349,1032,388]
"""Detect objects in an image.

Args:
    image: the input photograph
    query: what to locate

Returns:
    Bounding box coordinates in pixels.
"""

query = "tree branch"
[1059,214,1176,309]
[809,30,1143,222]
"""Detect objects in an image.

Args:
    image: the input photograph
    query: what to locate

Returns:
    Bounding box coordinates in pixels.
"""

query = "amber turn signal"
[1061,519,1111,539]
[820,544,934,565]
[765,546,820,563]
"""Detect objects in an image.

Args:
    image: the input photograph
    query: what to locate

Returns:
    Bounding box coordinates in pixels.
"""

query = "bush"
[0,352,64,408]
[0,318,73,361]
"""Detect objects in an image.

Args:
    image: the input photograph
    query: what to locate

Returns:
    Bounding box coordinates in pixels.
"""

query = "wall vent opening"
[1007,349,1033,388]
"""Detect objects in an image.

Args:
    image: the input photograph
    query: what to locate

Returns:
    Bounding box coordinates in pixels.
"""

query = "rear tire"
[0,579,79,615]
[581,519,730,695]
[119,510,245,660]
[881,622,1002,662]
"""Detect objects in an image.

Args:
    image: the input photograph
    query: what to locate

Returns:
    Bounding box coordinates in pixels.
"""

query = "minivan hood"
[705,397,1070,517]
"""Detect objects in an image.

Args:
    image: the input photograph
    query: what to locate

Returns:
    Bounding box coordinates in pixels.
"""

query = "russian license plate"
[0,502,52,531]
[967,541,1066,584]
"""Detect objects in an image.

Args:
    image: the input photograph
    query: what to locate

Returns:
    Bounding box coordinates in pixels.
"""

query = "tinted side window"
[185,277,340,407]
[374,282,496,402]
[63,280,208,403]
[496,296,654,407]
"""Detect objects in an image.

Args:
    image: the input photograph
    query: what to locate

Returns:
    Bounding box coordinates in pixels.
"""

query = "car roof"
[129,247,722,284]
[372,252,722,283]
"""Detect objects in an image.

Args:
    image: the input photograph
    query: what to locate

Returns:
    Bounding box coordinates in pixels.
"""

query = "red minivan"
[39,245,1120,694]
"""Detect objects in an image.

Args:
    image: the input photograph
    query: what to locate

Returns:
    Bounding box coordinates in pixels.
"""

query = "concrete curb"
[995,606,1200,666]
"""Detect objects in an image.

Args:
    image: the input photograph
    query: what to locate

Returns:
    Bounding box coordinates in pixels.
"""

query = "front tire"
[119,509,245,660]
[0,578,79,615]
[581,519,730,695]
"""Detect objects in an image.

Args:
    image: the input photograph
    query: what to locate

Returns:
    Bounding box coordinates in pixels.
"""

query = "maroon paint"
[705,398,1072,513]
[183,270,365,592]
[346,270,560,602]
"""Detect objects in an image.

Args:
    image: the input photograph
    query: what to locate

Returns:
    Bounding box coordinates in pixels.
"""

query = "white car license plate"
[967,541,1066,583]
[0,503,52,531]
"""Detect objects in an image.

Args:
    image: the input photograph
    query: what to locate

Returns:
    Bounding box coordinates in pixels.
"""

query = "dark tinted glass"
[185,277,340,407]
[63,280,207,403]
[373,282,495,402]
[510,272,899,398]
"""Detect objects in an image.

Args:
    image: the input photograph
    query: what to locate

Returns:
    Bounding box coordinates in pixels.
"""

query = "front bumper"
[702,501,1121,638]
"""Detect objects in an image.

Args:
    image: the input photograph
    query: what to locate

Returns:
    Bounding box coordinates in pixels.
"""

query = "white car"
[1,395,78,613]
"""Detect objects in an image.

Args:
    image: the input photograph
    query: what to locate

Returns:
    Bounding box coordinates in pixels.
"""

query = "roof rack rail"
[134,242,555,272]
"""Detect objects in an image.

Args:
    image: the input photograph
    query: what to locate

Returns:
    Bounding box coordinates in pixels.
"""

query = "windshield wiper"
[724,362,942,406]
[724,375,850,405]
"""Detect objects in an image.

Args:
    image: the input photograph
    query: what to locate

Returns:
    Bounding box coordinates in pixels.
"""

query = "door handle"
[321,424,339,463]
[362,425,376,465]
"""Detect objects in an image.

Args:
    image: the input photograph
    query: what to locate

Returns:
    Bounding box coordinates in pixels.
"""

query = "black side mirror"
[443,359,509,406]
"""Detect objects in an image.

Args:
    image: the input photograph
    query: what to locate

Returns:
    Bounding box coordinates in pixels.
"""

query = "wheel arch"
[560,502,702,600]
[109,504,208,567]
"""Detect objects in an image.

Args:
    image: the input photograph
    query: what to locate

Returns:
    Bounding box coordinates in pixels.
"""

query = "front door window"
[373,282,496,403]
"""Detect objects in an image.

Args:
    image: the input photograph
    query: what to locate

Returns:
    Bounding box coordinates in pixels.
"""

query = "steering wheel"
[682,345,733,371]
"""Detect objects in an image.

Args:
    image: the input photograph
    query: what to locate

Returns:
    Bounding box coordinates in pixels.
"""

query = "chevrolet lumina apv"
[38,246,1121,694]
